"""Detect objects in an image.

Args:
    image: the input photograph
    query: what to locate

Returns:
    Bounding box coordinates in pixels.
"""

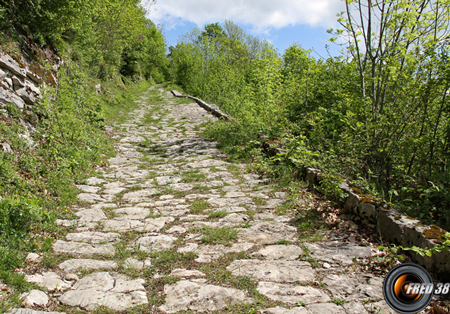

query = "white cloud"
[148,0,345,33]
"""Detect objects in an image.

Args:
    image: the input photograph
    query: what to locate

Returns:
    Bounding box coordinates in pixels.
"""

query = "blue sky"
[147,0,347,59]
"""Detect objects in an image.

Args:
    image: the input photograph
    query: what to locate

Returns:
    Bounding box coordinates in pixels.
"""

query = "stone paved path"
[8,86,396,313]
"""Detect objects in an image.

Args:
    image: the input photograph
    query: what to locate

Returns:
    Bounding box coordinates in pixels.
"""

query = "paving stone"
[124,257,151,270]
[208,197,253,207]
[25,272,71,292]
[59,272,148,311]
[65,232,121,243]
[227,260,315,283]
[75,208,107,222]
[165,225,188,234]
[77,193,105,203]
[169,183,193,191]
[365,300,395,313]
[170,269,206,278]
[159,280,253,313]
[262,198,285,209]
[177,242,254,263]
[136,234,177,252]
[86,177,106,185]
[155,176,182,185]
[7,310,67,314]
[101,187,126,195]
[76,185,101,193]
[59,259,118,272]
[343,302,369,314]
[53,240,115,255]
[251,245,303,260]
[263,307,310,314]
[185,159,227,168]
[122,188,160,203]
[113,206,151,219]
[306,303,346,314]
[102,216,173,232]
[257,282,330,305]
[306,242,373,265]
[237,221,298,244]
[207,206,247,213]
[21,290,49,307]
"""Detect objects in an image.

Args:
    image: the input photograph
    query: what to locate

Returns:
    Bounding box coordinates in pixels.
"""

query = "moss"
[422,225,447,241]
[352,188,362,194]
[359,194,385,206]
[394,216,401,220]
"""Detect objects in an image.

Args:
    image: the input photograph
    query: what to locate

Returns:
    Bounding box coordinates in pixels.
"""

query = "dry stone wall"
[0,50,59,110]
[303,165,450,281]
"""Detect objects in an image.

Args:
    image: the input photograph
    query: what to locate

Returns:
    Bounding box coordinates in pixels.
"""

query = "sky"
[146,0,347,59]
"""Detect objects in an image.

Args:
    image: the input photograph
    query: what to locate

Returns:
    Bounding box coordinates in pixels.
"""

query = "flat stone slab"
[122,188,159,203]
[86,177,106,185]
[102,216,174,232]
[306,303,346,314]
[251,245,304,260]
[237,221,298,244]
[65,232,120,243]
[136,234,177,252]
[7,310,67,314]
[76,185,101,193]
[75,208,106,222]
[113,206,151,219]
[53,240,115,255]
[263,307,310,314]
[257,282,330,305]
[25,272,71,292]
[177,243,254,263]
[77,193,105,203]
[59,272,147,311]
[21,290,49,307]
[170,268,206,278]
[159,280,253,313]
[155,176,182,185]
[208,197,253,207]
[227,260,315,283]
[306,242,373,265]
[59,259,118,272]
[185,159,227,168]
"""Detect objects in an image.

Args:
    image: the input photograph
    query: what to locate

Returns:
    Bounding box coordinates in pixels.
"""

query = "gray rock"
[65,232,120,243]
[343,302,369,314]
[257,282,330,305]
[122,188,160,203]
[59,259,118,272]
[306,242,373,265]
[124,257,151,270]
[86,177,106,185]
[25,253,40,262]
[323,274,360,299]
[159,280,252,313]
[263,307,310,314]
[77,193,105,203]
[237,221,298,244]
[306,303,346,314]
[59,272,148,311]
[7,310,66,314]
[136,234,177,252]
[224,192,246,198]
[251,245,303,260]
[208,197,253,207]
[113,206,150,219]
[25,272,71,291]
[21,290,49,307]
[155,176,182,185]
[177,243,254,263]
[75,208,107,222]
[53,240,115,255]
[76,185,101,193]
[170,269,206,278]
[227,260,315,283]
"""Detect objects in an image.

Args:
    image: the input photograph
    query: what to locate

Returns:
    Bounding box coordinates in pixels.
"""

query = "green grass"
[200,227,239,245]
[208,211,229,218]
[181,169,206,183]
[190,199,210,213]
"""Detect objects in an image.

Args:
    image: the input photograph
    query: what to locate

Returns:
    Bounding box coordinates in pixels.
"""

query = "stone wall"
[0,50,59,110]
[303,166,450,281]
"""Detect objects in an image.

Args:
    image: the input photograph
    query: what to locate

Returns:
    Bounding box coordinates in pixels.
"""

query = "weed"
[208,211,229,219]
[200,227,239,245]
[190,199,209,214]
